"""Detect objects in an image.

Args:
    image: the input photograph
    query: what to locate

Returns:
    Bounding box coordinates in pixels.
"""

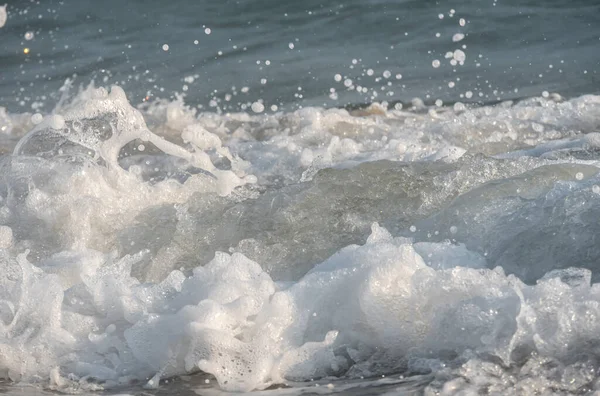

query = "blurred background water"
[0,0,599,113]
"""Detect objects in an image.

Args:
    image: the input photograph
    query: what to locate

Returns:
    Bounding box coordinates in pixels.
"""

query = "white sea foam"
[0,86,600,393]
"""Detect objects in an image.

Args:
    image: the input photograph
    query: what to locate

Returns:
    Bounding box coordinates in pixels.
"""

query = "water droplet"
[453,49,466,62]
[452,33,465,42]
[453,102,466,111]
[251,102,265,113]
[31,113,43,124]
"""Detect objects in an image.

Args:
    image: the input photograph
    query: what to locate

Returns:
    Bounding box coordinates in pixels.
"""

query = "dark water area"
[0,0,598,112]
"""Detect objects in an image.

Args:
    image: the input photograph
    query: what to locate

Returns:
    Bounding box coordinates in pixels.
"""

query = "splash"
[0,86,600,394]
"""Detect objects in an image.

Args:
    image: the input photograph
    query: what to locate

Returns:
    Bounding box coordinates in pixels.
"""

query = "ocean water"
[0,1,600,395]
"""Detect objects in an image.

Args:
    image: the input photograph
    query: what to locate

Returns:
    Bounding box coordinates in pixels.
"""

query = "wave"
[0,85,599,394]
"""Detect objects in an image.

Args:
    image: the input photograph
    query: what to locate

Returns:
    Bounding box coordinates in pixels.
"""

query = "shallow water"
[0,1,600,396]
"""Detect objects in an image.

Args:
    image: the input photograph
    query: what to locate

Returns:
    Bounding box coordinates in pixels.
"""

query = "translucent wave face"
[1,86,600,393]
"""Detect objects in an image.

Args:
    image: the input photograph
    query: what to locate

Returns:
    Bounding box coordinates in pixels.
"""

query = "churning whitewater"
[1,84,600,395]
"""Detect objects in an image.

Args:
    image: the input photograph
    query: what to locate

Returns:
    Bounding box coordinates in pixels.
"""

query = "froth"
[3,224,600,394]
[0,86,600,393]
